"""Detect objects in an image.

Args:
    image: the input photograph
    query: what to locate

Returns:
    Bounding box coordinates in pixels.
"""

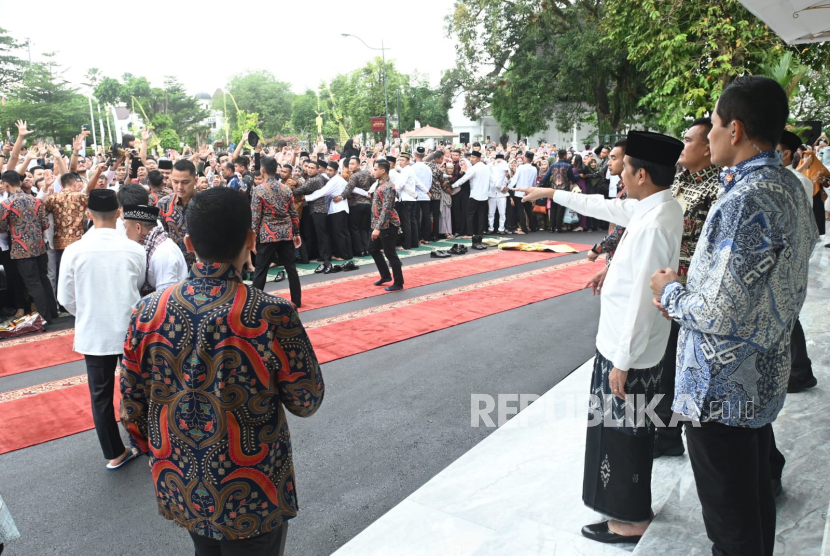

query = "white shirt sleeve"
[304,178,339,201]
[552,190,637,227]
[57,247,77,315]
[149,242,187,291]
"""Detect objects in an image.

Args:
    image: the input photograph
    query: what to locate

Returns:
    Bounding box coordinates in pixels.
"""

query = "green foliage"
[323,58,450,141]
[157,128,180,151]
[0,28,26,94]
[603,0,830,134]
[290,90,321,140]
[0,53,89,145]
[229,110,262,147]
[444,0,648,137]
[222,71,295,138]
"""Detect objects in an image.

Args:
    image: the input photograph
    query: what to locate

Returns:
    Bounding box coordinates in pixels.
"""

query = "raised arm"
[7,120,34,173]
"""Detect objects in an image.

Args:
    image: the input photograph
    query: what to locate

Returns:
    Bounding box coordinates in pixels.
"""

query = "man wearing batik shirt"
[426,150,448,241]
[157,160,198,268]
[653,117,721,459]
[147,170,173,207]
[341,157,373,256]
[541,149,577,232]
[0,170,58,320]
[292,160,332,274]
[43,173,88,297]
[369,159,403,291]
[251,156,302,307]
[651,77,819,556]
[121,187,323,556]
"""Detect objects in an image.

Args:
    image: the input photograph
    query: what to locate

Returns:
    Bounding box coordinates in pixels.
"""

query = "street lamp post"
[342,33,391,146]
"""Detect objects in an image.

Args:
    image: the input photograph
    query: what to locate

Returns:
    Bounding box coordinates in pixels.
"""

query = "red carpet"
[277,241,592,312]
[0,258,603,455]
[0,332,82,378]
[0,242,590,379]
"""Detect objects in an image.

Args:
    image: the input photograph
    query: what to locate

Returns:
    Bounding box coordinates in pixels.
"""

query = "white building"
[448,96,599,150]
[195,90,225,139]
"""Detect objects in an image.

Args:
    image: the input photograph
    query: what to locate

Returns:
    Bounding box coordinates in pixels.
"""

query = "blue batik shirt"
[661,151,819,427]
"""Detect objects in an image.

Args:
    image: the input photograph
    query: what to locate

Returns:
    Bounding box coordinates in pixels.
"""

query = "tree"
[222,71,295,139]
[443,0,649,137]
[157,128,180,151]
[0,53,88,145]
[0,28,26,94]
[291,90,321,140]
[603,0,830,133]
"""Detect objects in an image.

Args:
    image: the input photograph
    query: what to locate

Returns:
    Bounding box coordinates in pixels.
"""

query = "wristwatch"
[591,244,601,255]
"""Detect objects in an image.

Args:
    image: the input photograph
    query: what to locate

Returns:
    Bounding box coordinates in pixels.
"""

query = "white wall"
[447,96,598,149]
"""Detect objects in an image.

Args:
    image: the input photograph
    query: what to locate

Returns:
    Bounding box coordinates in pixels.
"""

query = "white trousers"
[487,197,507,232]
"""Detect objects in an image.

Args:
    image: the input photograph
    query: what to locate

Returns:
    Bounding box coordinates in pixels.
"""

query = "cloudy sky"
[0,0,459,96]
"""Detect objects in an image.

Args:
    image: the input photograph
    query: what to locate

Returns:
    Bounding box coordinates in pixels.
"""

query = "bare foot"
[108,447,132,467]
[607,518,650,537]
[13,309,24,319]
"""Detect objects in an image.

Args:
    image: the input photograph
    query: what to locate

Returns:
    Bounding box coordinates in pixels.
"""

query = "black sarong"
[583,349,662,522]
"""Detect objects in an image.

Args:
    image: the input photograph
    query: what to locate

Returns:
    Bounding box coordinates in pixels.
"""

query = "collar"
[188,262,242,281]
[632,188,674,218]
[719,150,781,193]
[682,164,720,184]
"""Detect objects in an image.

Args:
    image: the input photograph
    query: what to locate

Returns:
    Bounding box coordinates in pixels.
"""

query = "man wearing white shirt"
[488,153,510,233]
[521,130,684,544]
[452,151,491,249]
[118,184,187,295]
[507,151,540,233]
[395,153,429,249]
[304,161,352,260]
[412,146,433,244]
[57,189,146,470]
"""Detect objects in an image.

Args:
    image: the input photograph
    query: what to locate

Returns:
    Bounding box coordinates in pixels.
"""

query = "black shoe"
[362,251,369,257]
[653,434,685,458]
[430,250,451,258]
[449,244,467,255]
[374,278,393,286]
[273,270,286,283]
[385,284,403,292]
[772,478,783,497]
[326,264,342,274]
[787,375,817,393]
[581,521,641,544]
[343,261,359,271]
[314,263,327,274]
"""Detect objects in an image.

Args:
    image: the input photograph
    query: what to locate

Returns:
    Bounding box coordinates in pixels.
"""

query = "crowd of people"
[0,72,828,556]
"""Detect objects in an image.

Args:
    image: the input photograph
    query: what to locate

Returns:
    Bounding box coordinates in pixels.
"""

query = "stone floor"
[333,241,830,556]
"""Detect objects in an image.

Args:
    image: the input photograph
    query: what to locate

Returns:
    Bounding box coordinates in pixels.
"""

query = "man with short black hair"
[292,159,332,273]
[452,150,491,248]
[121,187,323,556]
[651,76,819,555]
[522,130,685,544]
[157,160,198,268]
[251,156,302,305]
[507,151,539,233]
[59,188,145,470]
[0,170,58,320]
[342,156,373,256]
[369,159,404,291]
[147,170,172,207]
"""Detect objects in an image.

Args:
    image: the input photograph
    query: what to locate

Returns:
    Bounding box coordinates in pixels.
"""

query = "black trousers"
[328,211,352,259]
[456,184,471,235]
[190,521,288,556]
[686,422,775,556]
[369,227,404,286]
[450,190,465,235]
[252,241,301,307]
[466,198,488,236]
[790,317,814,387]
[349,203,371,254]
[16,254,58,319]
[0,249,26,311]
[814,191,826,236]
[85,354,124,460]
[655,320,682,440]
[399,201,419,249]
[298,213,314,263]
[311,213,331,262]
[513,199,537,232]
[417,200,432,241]
[427,199,441,239]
